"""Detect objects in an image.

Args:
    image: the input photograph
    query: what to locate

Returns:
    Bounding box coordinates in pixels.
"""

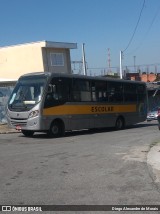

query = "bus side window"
[50,78,71,102]
[91,85,97,101]
[45,77,72,108]
[137,84,146,102]
[92,81,107,102]
[123,83,137,102]
[44,85,55,107]
[72,79,91,102]
[108,82,123,102]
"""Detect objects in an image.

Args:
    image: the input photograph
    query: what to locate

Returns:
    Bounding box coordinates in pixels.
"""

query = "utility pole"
[120,51,123,79]
[82,43,87,75]
[107,48,111,73]
[155,65,157,74]
[133,56,136,72]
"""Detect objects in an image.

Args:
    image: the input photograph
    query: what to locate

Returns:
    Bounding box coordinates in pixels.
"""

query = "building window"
[50,53,64,66]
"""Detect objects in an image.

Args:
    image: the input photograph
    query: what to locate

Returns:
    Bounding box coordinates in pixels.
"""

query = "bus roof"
[20,72,146,85]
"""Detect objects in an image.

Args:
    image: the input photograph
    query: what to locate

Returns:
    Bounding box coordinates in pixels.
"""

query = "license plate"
[16,125,21,130]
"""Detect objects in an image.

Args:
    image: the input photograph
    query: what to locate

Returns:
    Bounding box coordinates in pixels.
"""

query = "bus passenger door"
[70,79,93,130]
[44,77,72,130]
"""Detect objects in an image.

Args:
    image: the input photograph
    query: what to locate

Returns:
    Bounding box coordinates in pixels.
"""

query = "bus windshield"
[8,76,47,111]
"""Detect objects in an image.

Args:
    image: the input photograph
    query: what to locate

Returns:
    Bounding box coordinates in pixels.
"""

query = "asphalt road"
[1,121,160,209]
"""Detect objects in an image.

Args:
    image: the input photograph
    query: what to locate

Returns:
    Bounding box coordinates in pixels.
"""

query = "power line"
[86,62,160,70]
[126,3,160,55]
[123,0,146,53]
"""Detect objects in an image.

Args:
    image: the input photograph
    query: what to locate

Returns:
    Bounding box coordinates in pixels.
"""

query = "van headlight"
[28,110,39,118]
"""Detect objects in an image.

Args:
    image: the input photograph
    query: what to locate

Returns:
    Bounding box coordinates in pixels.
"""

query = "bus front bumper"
[8,117,43,131]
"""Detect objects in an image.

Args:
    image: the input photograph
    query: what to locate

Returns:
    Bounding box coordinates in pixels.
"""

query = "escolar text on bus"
[91,106,114,113]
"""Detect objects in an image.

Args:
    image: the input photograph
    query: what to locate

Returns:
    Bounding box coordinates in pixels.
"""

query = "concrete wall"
[0,82,16,124]
[0,42,74,79]
[0,43,44,79]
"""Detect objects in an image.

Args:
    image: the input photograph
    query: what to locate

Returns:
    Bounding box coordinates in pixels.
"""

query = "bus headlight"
[28,110,39,118]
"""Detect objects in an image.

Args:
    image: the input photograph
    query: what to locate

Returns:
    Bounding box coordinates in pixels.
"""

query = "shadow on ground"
[17,121,159,139]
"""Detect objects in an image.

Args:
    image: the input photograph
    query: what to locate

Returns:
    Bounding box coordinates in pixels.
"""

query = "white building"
[0,40,77,79]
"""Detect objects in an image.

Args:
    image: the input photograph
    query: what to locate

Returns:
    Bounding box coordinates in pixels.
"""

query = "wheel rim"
[49,121,64,137]
[117,119,122,129]
[116,118,124,129]
[52,125,59,135]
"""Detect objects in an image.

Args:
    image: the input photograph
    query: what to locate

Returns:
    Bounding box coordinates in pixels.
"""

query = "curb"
[0,124,20,134]
[147,143,160,184]
[0,130,20,134]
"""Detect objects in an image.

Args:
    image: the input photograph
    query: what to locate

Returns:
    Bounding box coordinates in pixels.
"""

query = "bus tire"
[115,116,125,130]
[47,120,65,137]
[21,130,34,137]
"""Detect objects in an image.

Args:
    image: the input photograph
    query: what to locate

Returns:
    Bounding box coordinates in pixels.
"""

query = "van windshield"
[8,76,47,111]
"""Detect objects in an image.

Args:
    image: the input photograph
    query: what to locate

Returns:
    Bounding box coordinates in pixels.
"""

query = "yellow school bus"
[6,72,147,137]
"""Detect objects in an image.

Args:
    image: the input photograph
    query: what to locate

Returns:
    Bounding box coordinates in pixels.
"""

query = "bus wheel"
[48,121,65,137]
[115,117,124,130]
[21,130,34,137]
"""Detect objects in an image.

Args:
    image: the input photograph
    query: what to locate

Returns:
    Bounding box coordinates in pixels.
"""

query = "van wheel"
[115,117,124,130]
[21,130,34,137]
[47,121,65,137]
